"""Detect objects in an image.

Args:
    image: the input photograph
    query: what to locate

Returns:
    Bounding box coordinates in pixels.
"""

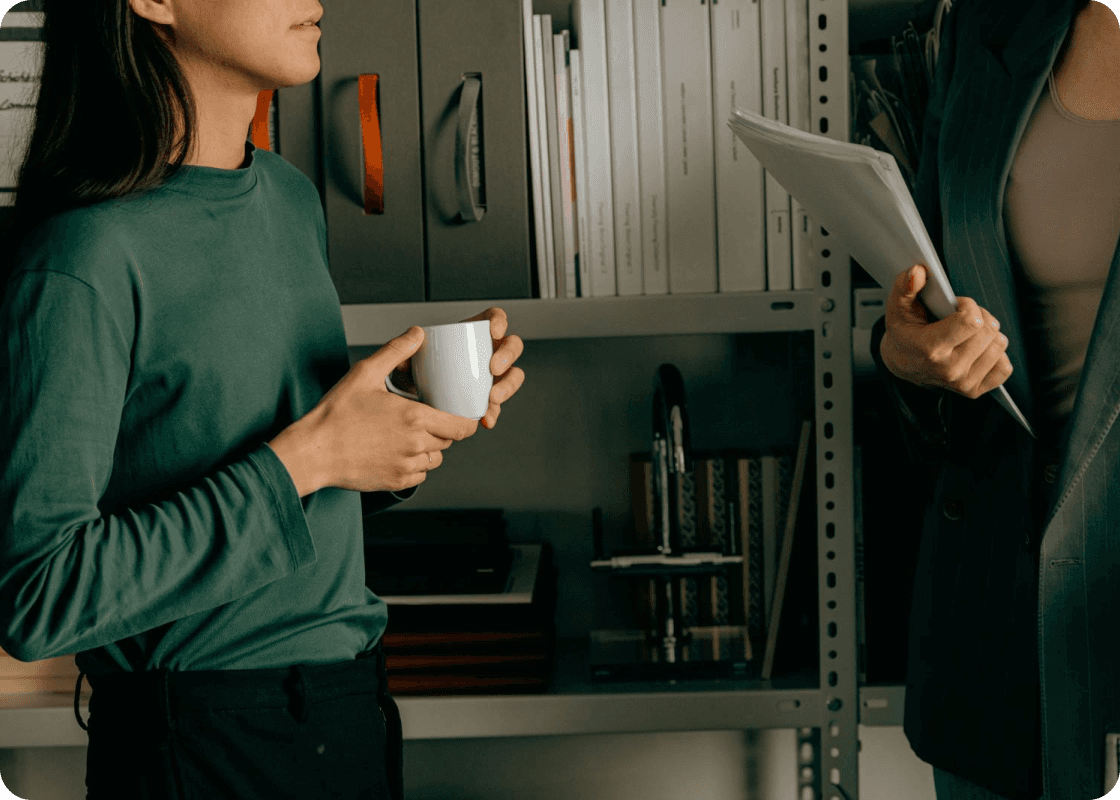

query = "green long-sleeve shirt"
[0,140,414,672]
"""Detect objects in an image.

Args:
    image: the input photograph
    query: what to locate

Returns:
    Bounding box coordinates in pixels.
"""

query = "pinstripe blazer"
[870,0,1120,797]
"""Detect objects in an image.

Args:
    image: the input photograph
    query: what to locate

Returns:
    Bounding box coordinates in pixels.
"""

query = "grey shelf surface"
[397,637,821,740]
[0,638,823,748]
[340,290,816,346]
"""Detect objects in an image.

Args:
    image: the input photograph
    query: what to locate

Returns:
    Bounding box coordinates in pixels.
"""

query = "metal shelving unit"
[339,290,815,345]
[0,0,901,796]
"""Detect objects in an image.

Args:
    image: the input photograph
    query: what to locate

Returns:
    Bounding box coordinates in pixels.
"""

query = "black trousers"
[75,643,403,800]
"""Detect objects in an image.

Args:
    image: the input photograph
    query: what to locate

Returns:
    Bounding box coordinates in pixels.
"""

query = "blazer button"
[942,500,961,521]
[1043,463,1057,484]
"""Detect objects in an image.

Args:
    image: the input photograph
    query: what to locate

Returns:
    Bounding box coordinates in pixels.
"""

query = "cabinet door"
[418,0,535,302]
[318,0,426,304]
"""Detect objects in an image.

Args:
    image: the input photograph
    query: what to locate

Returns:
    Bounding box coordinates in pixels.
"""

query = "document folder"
[728,107,1035,438]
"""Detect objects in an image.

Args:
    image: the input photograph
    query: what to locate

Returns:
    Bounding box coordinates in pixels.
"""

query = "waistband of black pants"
[74,642,389,732]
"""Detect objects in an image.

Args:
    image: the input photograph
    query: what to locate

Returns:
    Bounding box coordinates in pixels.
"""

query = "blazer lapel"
[935,0,1076,429]
[943,0,1120,529]
[995,3,1120,530]
[939,0,1120,527]
[1045,240,1120,531]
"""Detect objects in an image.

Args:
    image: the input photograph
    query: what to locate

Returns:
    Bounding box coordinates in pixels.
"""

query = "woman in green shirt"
[0,0,525,798]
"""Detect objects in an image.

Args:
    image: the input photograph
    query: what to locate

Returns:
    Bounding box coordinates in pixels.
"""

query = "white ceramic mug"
[384,320,493,420]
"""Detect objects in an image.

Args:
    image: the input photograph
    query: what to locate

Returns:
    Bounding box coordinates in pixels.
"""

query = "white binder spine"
[786,0,814,290]
[604,0,644,296]
[521,0,550,299]
[761,0,792,291]
[660,0,718,295]
[710,0,765,293]
[573,0,619,296]
[554,32,579,299]
[532,16,557,299]
[570,50,594,298]
[633,0,669,296]
[540,17,567,298]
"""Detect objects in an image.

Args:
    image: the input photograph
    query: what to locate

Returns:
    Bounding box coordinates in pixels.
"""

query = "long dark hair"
[0,0,196,302]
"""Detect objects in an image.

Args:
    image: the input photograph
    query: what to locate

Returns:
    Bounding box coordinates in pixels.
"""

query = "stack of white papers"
[728,107,1034,437]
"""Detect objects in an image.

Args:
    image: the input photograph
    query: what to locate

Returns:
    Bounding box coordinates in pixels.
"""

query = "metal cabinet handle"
[455,74,485,223]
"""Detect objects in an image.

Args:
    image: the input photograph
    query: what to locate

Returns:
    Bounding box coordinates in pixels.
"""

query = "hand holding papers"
[727,107,1035,438]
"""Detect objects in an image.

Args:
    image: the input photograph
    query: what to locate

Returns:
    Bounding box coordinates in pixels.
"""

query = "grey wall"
[353,332,812,638]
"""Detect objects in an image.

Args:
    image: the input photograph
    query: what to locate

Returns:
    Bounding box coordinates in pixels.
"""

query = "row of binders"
[524,0,820,300]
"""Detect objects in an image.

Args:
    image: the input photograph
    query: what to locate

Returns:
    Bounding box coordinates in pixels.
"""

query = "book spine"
[677,459,699,630]
[759,451,779,627]
[554,31,579,299]
[0,676,88,696]
[604,0,644,296]
[660,0,718,295]
[695,454,713,623]
[522,0,550,299]
[760,0,792,292]
[722,452,744,629]
[632,0,669,296]
[0,650,78,678]
[785,0,814,290]
[710,0,766,293]
[697,454,731,625]
[532,15,557,299]
[630,452,657,629]
[570,50,594,298]
[762,424,812,680]
[573,0,619,296]
[744,452,765,665]
[540,17,567,299]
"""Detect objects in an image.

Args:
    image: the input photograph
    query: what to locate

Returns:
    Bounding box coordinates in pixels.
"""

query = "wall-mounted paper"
[1,12,45,28]
[0,40,41,199]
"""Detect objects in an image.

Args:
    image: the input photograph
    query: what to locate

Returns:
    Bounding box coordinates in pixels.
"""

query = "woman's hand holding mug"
[267,326,480,497]
[880,264,1013,400]
[388,307,526,430]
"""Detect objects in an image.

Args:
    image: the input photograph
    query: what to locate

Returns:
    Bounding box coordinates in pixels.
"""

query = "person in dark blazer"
[870,0,1120,798]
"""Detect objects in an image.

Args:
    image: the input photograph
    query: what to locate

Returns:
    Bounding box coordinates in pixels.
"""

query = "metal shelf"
[859,683,906,727]
[0,638,822,748]
[340,290,816,346]
[398,638,821,740]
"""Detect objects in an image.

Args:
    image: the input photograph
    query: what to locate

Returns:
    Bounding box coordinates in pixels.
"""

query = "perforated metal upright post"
[808,0,860,798]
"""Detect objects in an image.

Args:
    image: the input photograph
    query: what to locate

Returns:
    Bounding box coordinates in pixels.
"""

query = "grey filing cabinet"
[280,0,536,306]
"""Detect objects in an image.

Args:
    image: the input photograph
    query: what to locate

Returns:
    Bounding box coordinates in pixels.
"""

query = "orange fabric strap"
[251,90,274,151]
[358,74,385,215]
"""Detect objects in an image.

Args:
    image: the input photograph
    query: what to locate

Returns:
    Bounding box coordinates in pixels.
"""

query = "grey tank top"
[1003,69,1120,436]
